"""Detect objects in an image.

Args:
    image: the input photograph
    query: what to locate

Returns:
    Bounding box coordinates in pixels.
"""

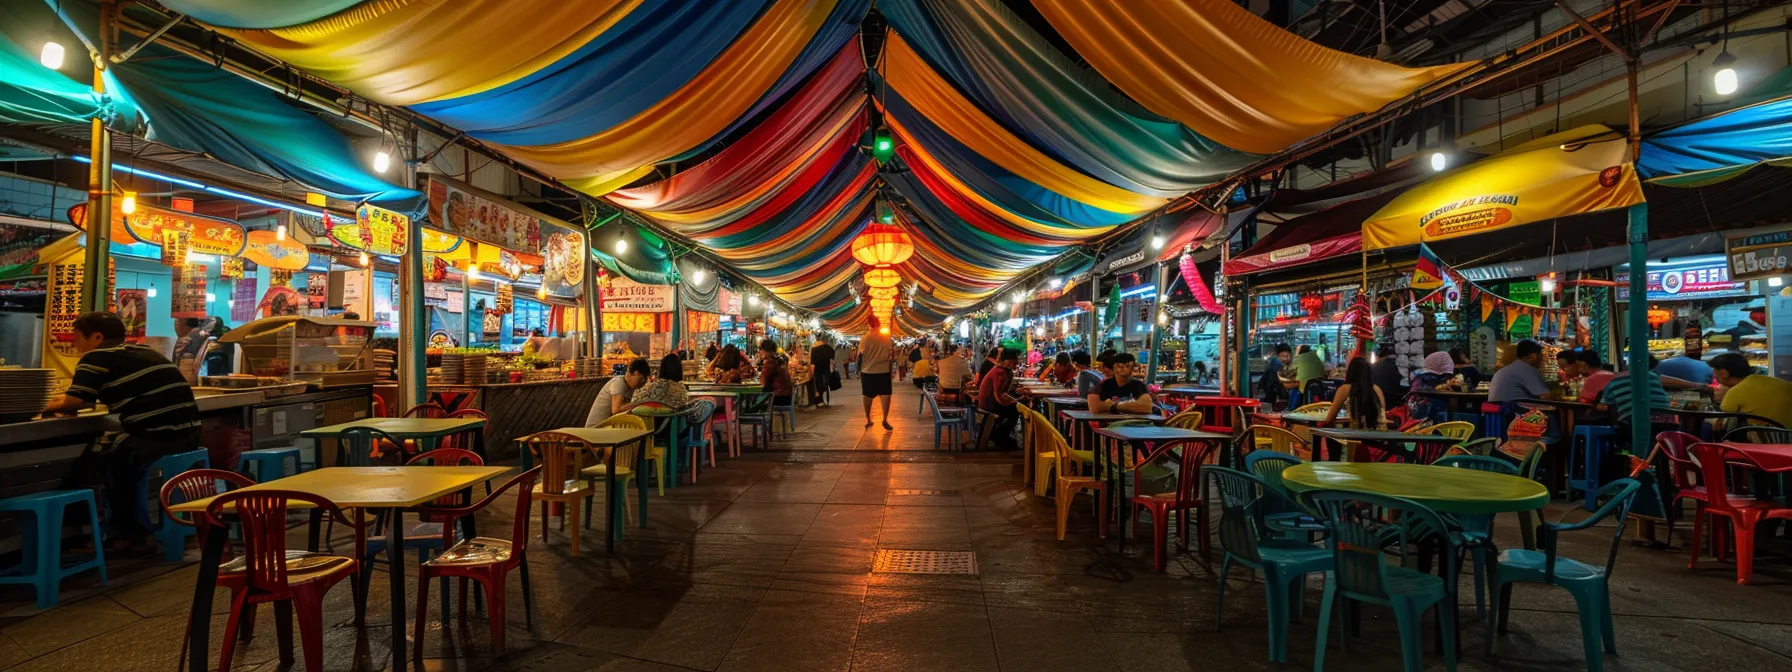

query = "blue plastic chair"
[736,392,774,449]
[1434,454,1520,618]
[1206,467,1332,664]
[141,449,211,562]
[1489,478,1640,671]
[681,400,717,480]
[1301,489,1459,672]
[770,395,797,439]
[0,490,107,608]
[924,389,972,451]
[1568,425,1616,510]
[1243,452,1322,539]
[236,446,299,482]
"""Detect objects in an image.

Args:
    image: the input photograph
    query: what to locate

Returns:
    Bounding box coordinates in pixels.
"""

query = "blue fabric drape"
[0,34,138,127]
[1638,96,1792,183]
[409,1,770,146]
[882,168,1059,270]
[109,45,419,207]
[879,0,1249,197]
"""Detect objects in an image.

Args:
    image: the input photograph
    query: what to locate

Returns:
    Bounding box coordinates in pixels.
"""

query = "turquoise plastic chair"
[1302,490,1459,672]
[923,389,972,451]
[1243,452,1322,539]
[1206,467,1332,664]
[1489,478,1641,671]
[682,400,717,479]
[0,490,107,608]
[236,446,299,481]
[140,448,210,562]
[1433,454,1519,618]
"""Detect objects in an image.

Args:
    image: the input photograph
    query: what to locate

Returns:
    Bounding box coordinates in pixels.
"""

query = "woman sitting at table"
[1089,352,1156,414]
[1043,351,1076,386]
[1323,356,1387,429]
[712,345,753,384]
[759,339,795,407]
[1402,351,1458,424]
[633,353,691,408]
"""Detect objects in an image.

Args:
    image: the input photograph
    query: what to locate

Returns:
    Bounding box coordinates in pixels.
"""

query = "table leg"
[605,445,618,553]
[635,436,650,529]
[668,416,683,489]
[385,506,407,671]
[307,509,322,551]
[187,523,226,672]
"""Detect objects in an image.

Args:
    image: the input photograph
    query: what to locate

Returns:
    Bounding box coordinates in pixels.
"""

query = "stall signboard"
[258,286,303,317]
[687,311,720,334]
[242,229,310,270]
[539,222,585,297]
[0,222,61,271]
[1615,255,1751,302]
[1725,229,1792,282]
[70,201,247,257]
[720,287,742,315]
[342,269,368,317]
[306,273,327,311]
[603,312,662,333]
[428,175,563,253]
[601,275,674,312]
[330,205,410,255]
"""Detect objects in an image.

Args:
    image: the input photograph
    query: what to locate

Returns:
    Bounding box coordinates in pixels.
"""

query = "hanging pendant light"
[863,267,902,289]
[851,223,914,267]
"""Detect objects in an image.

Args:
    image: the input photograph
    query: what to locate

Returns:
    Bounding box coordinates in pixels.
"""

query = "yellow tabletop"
[168,466,508,513]
[523,427,652,446]
[301,417,485,438]
[1279,462,1549,515]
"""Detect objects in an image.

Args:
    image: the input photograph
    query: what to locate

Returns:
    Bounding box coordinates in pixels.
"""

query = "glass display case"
[219,316,377,388]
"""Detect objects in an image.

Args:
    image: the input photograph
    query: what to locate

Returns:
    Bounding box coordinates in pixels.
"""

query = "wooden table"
[522,427,653,551]
[303,417,488,462]
[173,466,508,672]
[1061,410,1166,457]
[1308,427,1465,463]
[1092,426,1234,550]
[1280,462,1550,515]
[1021,386,1076,397]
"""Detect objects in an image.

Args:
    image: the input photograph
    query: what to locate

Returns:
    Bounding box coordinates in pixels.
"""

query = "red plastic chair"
[204,490,366,672]
[441,408,489,453]
[1687,443,1792,584]
[371,393,389,418]
[412,467,542,660]
[403,402,447,419]
[1130,438,1222,571]
[161,469,255,672]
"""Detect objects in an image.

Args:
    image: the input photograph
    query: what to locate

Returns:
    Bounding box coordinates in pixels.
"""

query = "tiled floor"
[4,377,1792,671]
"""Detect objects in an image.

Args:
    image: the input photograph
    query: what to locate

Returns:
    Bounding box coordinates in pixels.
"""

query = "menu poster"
[428,175,554,253]
[114,288,148,339]
[329,205,410,255]
[231,279,256,323]
[539,223,585,297]
[600,276,674,312]
[341,269,368,318]
[171,264,208,319]
[306,273,327,311]
[0,221,60,269]
[47,261,82,351]
[649,333,670,361]
[495,283,514,315]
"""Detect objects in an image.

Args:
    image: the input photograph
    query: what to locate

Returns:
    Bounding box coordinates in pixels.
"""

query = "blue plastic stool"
[1568,425,1616,510]
[1480,408,1507,440]
[236,447,299,482]
[0,490,108,608]
[140,449,210,562]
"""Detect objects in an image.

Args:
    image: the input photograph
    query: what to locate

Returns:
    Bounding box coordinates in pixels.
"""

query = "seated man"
[1089,352,1156,414]
[977,348,1022,451]
[1713,352,1792,429]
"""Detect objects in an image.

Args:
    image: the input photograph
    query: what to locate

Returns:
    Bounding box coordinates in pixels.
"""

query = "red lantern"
[1300,293,1324,317]
[1646,307,1672,329]
[851,223,915,267]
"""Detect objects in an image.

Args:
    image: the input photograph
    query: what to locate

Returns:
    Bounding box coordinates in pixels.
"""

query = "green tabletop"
[690,390,738,398]
[689,383,761,392]
[302,417,485,439]
[524,427,651,446]
[1280,462,1549,515]
[1281,410,1345,425]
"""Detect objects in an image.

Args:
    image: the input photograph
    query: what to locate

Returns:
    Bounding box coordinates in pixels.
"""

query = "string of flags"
[1408,243,1585,342]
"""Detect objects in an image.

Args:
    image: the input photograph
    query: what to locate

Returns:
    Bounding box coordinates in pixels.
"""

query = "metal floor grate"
[872,549,979,575]
[889,488,960,497]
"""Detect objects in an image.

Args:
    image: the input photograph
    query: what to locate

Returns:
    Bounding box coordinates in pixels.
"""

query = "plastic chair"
[362,449,484,614]
[1293,402,1332,414]
[205,490,365,672]
[582,414,648,529]
[1687,443,1792,584]
[1242,452,1322,541]
[1163,408,1205,431]
[736,392,774,449]
[1043,420,1106,540]
[770,395,797,439]
[403,402,447,419]
[682,400,718,481]
[1130,438,1220,571]
[159,469,254,669]
[1721,425,1792,444]
[0,490,107,609]
[1649,431,1704,546]
[141,448,211,562]
[371,393,388,418]
[333,426,401,467]
[1242,425,1311,460]
[236,447,299,482]
[1302,490,1459,672]
[412,467,542,661]
[521,432,598,556]
[1568,424,1617,510]
[1490,479,1641,671]
[1435,454,1520,619]
[1413,420,1475,441]
[629,403,678,497]
[924,389,972,451]
[1441,437,1497,458]
[1206,467,1331,664]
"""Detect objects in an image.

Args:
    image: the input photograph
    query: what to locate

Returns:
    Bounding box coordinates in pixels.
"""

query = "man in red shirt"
[978,348,1021,451]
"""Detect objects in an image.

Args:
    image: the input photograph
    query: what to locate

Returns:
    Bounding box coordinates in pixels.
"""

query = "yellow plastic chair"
[583,414,645,510]
[1411,420,1475,441]
[1018,406,1055,496]
[520,432,598,556]
[1243,425,1311,460]
[1293,402,1333,414]
[1163,409,1205,431]
[1042,420,1106,540]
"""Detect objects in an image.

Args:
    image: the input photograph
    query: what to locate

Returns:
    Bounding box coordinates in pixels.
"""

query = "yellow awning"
[1362,126,1646,250]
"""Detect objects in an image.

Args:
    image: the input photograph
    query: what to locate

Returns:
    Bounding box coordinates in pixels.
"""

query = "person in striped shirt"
[1598,354,1675,453]
[45,312,200,546]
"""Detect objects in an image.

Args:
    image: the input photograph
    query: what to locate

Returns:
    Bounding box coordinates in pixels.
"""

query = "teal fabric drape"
[0,34,137,127]
[591,220,679,285]
[152,0,363,29]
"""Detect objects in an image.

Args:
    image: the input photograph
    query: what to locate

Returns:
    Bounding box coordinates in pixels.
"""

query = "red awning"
[1223,190,1402,276]
[1156,209,1229,262]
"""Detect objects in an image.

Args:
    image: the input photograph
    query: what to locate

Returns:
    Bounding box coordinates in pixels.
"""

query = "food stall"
[1615,254,1764,370]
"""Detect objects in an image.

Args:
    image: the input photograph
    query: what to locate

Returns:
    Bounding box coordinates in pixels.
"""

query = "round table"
[1279,462,1549,515]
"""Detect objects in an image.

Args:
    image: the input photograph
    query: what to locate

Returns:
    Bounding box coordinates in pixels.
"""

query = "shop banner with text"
[70,201,247,256]
[601,275,675,312]
[1725,229,1792,282]
[1362,126,1644,250]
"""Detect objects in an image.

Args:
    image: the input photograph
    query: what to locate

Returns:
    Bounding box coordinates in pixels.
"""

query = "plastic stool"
[0,490,108,608]
[140,449,210,562]
[1568,425,1616,510]
[236,447,299,482]
[1479,403,1506,441]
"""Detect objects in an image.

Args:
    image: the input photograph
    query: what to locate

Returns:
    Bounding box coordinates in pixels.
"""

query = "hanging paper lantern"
[1300,293,1324,317]
[1646,307,1672,329]
[867,286,900,300]
[1179,251,1224,314]
[850,223,914,267]
[863,267,902,288]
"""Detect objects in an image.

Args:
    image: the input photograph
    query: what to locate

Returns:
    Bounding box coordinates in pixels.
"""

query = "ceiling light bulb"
[206,292,216,303]
[1430,152,1447,172]
[1048,277,1063,289]
[467,266,480,281]
[1150,234,1165,250]
[1714,67,1738,96]
[614,238,628,254]
[996,302,1007,312]
[692,269,706,285]
[537,285,547,299]
[120,192,136,214]
[1539,276,1557,293]
[1770,276,1784,288]
[276,224,287,241]
[373,151,391,173]
[1157,312,1169,325]
[359,251,370,266]
[879,326,890,335]
[40,42,64,70]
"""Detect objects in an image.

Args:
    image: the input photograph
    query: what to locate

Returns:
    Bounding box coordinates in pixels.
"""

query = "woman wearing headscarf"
[1404,351,1459,423]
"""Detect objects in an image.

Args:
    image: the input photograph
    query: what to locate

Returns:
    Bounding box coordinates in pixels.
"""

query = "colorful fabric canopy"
[0,34,137,127]
[1031,0,1471,154]
[1639,96,1792,187]
[156,0,363,29]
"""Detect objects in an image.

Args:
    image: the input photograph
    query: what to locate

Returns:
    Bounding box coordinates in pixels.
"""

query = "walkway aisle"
[2,380,1791,671]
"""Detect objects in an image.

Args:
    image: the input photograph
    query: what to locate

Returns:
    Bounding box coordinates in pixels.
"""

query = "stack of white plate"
[0,368,57,420]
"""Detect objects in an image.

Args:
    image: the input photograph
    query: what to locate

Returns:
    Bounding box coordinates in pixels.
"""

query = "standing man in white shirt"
[858,316,897,429]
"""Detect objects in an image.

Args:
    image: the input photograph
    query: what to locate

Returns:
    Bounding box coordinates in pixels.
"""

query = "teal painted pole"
[1086,272,1101,352]
[1625,203,1650,455]
[1146,262,1168,383]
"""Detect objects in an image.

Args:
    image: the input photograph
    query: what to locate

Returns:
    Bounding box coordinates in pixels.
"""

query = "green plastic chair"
[1242,451,1322,539]
[1206,467,1332,664]
[1489,478,1641,671]
[1442,437,1498,457]
[1434,454,1520,618]
[1302,489,1459,672]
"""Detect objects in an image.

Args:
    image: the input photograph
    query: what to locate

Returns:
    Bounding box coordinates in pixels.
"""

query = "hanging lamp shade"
[851,223,915,267]
[870,298,897,311]
[867,285,901,300]
[863,267,903,289]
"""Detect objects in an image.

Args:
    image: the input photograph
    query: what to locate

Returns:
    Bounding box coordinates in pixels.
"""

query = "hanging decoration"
[1177,250,1223,314]
[863,267,903,288]
[1646,307,1673,329]
[850,222,915,267]
[1299,293,1324,318]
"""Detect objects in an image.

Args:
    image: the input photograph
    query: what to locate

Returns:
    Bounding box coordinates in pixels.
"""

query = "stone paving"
[3,378,1792,671]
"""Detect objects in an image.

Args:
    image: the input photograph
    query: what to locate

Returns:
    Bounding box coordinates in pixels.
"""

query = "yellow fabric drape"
[498,0,838,188]
[1361,126,1646,250]
[215,0,642,106]
[881,35,1164,215]
[1032,0,1472,154]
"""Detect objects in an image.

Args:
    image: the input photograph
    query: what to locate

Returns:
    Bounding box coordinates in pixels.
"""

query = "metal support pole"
[583,250,600,358]
[1086,272,1102,353]
[672,277,685,358]
[1146,262,1168,384]
[80,1,116,313]
[400,128,426,410]
[1625,204,1650,454]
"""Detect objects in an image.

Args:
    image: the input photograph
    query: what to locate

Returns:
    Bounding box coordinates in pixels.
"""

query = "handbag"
[829,369,843,391]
